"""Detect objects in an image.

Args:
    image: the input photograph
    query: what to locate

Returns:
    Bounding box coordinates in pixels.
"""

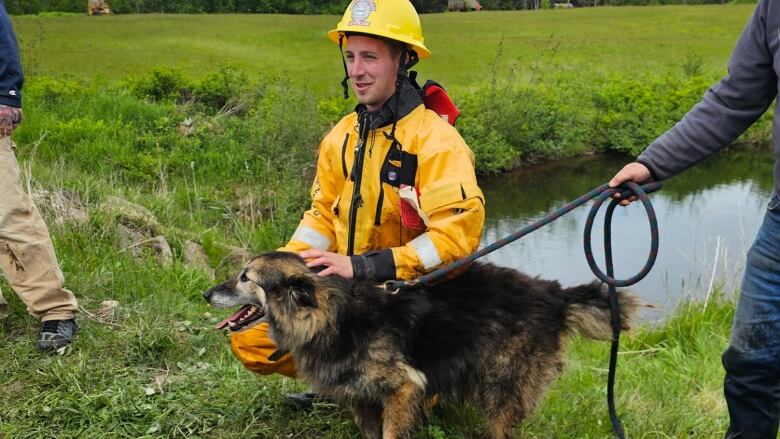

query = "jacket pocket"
[419,181,483,214]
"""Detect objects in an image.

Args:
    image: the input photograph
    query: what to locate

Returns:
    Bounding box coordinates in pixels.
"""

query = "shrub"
[24,76,80,105]
[193,65,250,112]
[592,73,713,154]
[127,67,192,103]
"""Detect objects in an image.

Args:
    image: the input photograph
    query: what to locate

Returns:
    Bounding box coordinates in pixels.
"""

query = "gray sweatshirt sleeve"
[637,0,777,180]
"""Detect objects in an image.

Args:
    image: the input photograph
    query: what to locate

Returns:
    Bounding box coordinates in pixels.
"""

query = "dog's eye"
[240,273,249,283]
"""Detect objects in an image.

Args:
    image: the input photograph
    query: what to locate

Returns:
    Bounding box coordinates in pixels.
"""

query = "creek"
[479,146,774,319]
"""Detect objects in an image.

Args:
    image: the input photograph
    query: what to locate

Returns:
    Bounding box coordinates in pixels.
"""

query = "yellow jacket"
[230,82,485,377]
[282,97,484,281]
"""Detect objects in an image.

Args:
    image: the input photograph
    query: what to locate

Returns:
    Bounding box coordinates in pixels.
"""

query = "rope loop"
[583,181,660,287]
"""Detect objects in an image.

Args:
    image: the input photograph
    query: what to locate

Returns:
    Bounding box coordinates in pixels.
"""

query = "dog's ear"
[287,274,317,308]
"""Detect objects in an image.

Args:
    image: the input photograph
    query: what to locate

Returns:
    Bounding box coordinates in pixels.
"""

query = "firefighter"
[228,0,485,407]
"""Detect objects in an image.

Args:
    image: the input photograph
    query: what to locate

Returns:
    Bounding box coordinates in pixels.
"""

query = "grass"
[0,267,735,437]
[0,5,758,437]
[12,5,755,96]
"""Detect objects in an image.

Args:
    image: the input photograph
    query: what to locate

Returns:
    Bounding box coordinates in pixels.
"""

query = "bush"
[592,73,713,154]
[452,70,752,169]
[127,67,192,103]
[24,76,80,105]
[457,75,591,173]
[193,65,250,112]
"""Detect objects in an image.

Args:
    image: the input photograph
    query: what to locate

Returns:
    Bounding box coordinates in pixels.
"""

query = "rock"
[0,294,7,319]
[150,236,173,266]
[101,196,162,235]
[178,118,196,137]
[224,245,252,267]
[183,240,214,280]
[116,224,146,256]
[31,189,89,225]
[96,300,120,323]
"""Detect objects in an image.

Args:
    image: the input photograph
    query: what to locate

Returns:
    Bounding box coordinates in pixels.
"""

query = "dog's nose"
[203,288,213,302]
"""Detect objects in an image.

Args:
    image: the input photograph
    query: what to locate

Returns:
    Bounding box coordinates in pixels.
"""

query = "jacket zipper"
[347,112,371,256]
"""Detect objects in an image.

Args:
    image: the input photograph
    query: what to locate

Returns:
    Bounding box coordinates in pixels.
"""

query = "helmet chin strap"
[338,34,350,100]
[386,46,419,149]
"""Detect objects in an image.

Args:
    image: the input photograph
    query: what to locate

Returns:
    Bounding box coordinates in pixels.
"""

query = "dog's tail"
[561,282,644,340]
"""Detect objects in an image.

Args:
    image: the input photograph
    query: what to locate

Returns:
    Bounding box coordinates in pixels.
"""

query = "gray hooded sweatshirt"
[637,0,780,196]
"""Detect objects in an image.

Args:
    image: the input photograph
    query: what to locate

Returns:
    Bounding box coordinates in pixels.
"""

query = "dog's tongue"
[215,304,254,330]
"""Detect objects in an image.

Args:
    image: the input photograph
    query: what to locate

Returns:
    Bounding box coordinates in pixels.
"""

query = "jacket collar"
[354,77,422,131]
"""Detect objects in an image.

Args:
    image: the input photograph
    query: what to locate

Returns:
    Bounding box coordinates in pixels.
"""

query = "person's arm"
[637,0,776,180]
[0,1,23,136]
[0,1,22,109]
[355,125,485,282]
[278,137,340,255]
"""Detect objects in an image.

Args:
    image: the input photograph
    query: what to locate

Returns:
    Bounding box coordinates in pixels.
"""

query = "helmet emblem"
[349,0,376,26]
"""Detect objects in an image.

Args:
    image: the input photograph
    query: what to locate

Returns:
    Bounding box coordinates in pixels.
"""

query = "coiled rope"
[386,181,662,438]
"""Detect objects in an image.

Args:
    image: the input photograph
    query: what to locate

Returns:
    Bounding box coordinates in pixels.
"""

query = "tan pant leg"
[0,137,77,321]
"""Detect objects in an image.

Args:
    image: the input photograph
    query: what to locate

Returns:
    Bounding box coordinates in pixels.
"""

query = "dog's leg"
[382,381,425,439]
[481,350,564,439]
[350,402,382,439]
[485,406,523,439]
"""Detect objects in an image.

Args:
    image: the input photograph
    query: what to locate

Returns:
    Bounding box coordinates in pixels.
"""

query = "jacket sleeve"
[0,1,22,108]
[278,136,340,253]
[391,126,485,281]
[637,0,776,180]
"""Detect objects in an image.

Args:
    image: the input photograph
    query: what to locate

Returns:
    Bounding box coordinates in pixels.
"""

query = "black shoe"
[282,392,322,411]
[38,318,78,351]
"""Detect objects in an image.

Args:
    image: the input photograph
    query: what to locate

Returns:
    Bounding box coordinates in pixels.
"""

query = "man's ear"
[287,274,317,308]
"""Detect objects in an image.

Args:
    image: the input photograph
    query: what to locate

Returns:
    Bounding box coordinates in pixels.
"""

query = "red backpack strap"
[422,80,461,126]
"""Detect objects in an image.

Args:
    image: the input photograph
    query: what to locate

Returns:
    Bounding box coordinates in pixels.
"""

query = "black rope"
[583,181,660,439]
[386,181,662,438]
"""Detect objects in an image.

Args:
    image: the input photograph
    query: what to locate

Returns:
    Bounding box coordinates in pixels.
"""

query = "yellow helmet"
[327,0,431,59]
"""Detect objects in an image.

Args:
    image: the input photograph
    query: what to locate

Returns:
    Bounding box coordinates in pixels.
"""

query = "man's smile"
[354,81,372,91]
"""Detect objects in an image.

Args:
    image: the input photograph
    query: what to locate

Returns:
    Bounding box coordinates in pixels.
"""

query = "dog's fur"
[204,251,642,439]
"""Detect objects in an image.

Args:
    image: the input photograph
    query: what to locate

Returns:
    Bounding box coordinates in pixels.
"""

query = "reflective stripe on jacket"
[282,102,485,281]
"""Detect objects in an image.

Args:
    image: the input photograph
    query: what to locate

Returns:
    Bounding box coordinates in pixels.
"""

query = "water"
[478,146,774,319]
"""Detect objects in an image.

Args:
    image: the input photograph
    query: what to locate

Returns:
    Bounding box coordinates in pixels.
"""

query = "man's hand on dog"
[300,249,354,278]
[0,105,22,137]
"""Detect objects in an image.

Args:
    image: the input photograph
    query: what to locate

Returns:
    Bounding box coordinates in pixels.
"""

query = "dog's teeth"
[249,306,257,313]
[228,321,236,327]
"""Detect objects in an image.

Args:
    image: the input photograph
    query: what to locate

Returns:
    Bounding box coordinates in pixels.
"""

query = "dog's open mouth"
[215,304,265,331]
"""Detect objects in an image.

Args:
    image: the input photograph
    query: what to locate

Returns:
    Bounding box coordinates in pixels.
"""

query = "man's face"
[345,35,400,112]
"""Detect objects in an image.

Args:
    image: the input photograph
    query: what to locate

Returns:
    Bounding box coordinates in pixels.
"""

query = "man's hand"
[0,105,22,137]
[608,162,652,206]
[300,249,354,278]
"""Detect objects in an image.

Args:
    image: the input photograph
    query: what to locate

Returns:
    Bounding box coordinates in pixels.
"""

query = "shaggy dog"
[204,251,641,439]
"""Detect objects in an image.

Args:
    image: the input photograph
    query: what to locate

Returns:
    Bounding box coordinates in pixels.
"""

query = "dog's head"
[204,251,328,344]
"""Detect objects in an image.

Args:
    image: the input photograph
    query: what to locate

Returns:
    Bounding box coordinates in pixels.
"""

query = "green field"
[0,6,760,438]
[14,5,754,95]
